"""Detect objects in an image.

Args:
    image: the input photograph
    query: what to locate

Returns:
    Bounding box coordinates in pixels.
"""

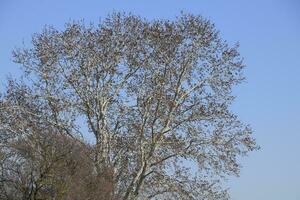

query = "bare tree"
[1,12,258,199]
[0,82,113,200]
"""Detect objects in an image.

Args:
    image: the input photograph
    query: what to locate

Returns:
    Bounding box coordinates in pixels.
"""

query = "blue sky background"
[0,1,299,199]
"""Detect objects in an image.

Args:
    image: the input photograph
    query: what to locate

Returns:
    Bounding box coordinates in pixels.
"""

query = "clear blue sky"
[1,1,299,199]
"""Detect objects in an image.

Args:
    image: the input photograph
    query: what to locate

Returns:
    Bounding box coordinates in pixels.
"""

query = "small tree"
[1,12,258,199]
[0,82,113,200]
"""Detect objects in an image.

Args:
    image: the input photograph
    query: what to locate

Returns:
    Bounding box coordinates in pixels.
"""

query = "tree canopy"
[0,12,258,200]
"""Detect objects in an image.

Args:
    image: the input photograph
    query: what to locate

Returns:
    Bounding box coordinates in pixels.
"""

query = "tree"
[0,81,114,200]
[0,12,258,199]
